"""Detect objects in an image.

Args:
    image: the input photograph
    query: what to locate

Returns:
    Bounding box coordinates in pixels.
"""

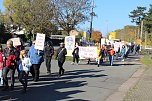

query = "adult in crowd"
[115,46,120,60]
[130,42,134,53]
[0,44,3,86]
[44,41,54,74]
[135,44,140,54]
[108,45,115,66]
[121,45,126,61]
[105,42,111,61]
[101,45,106,62]
[28,40,44,82]
[2,40,18,91]
[15,45,24,78]
[56,43,67,76]
[71,43,79,65]
[96,46,102,67]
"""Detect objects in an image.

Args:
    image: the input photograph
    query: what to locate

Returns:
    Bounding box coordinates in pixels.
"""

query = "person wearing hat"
[28,40,44,82]
[2,40,18,91]
[56,42,67,76]
[44,41,54,74]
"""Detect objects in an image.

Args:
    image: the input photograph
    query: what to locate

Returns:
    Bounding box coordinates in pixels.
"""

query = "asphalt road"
[0,55,142,101]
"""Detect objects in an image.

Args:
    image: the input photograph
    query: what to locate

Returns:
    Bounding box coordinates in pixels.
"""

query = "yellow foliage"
[91,31,102,42]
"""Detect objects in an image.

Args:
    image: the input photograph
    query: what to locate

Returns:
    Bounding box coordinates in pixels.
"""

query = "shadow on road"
[0,69,107,101]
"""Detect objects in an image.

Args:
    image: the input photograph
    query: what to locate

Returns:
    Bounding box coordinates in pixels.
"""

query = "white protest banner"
[35,33,45,50]
[79,46,98,59]
[114,42,120,52]
[65,36,75,56]
[101,38,106,46]
[10,38,21,47]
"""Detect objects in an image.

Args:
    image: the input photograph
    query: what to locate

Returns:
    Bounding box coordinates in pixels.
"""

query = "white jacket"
[19,58,32,71]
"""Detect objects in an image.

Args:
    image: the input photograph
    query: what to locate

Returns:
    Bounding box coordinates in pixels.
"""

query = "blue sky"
[0,0,151,36]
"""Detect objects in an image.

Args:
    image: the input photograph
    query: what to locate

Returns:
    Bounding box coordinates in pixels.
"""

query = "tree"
[115,25,137,42]
[129,6,147,40]
[91,31,102,42]
[3,0,56,36]
[144,4,152,33]
[129,6,147,25]
[52,0,91,35]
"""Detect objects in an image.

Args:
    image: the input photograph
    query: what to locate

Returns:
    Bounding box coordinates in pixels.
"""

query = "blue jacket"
[121,48,126,55]
[28,45,44,64]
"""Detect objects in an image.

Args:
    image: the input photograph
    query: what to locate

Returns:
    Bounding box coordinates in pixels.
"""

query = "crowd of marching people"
[94,42,140,67]
[0,38,140,93]
[0,39,67,93]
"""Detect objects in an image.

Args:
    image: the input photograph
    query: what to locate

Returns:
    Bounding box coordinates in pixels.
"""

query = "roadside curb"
[105,67,145,101]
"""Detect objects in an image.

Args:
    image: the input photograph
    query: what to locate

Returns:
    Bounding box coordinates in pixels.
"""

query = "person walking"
[28,40,44,82]
[121,45,126,61]
[2,40,18,91]
[0,44,3,86]
[44,41,54,74]
[101,45,106,63]
[71,43,79,65]
[108,45,115,66]
[56,43,67,76]
[96,46,102,67]
[135,44,140,55]
[115,47,120,60]
[18,50,32,93]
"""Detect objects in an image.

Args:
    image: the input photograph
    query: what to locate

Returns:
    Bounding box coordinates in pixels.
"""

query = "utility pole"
[140,20,143,51]
[145,31,147,49]
[89,0,94,39]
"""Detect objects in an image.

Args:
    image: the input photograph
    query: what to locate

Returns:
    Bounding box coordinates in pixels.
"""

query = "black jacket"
[72,47,79,56]
[56,47,67,63]
[44,45,54,57]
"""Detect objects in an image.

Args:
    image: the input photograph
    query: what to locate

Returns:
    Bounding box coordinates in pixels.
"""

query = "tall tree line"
[2,0,91,36]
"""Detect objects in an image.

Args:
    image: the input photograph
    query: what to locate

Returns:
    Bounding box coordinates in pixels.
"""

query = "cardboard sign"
[10,38,21,47]
[35,33,45,50]
[79,46,97,59]
[65,36,75,56]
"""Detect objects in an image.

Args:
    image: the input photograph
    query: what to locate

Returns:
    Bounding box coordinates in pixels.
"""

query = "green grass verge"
[140,55,152,66]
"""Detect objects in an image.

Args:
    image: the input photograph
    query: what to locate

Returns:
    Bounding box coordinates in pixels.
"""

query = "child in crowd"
[0,44,3,86]
[18,50,32,93]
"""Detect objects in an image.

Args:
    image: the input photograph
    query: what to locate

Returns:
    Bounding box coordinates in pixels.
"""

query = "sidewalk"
[124,67,152,101]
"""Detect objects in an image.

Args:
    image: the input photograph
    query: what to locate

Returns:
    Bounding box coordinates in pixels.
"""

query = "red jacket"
[6,55,16,68]
[109,48,115,56]
[0,52,3,69]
